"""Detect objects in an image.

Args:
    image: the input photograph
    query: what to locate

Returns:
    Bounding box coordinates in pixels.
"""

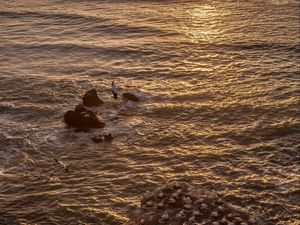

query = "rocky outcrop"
[122,92,140,102]
[82,89,103,106]
[127,181,262,225]
[64,105,105,129]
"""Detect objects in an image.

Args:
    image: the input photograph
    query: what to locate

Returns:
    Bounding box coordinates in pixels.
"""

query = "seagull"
[54,158,69,172]
[111,81,118,100]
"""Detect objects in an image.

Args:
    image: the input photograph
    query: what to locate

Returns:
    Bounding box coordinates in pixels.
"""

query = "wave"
[177,41,300,53]
[0,10,174,38]
[0,43,158,59]
[81,23,177,38]
[0,10,109,23]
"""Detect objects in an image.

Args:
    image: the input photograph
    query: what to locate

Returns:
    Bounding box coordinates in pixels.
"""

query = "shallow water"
[0,0,299,224]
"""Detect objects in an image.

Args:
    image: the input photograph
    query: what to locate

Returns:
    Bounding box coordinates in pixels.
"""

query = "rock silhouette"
[64,105,105,129]
[122,92,140,102]
[82,89,103,106]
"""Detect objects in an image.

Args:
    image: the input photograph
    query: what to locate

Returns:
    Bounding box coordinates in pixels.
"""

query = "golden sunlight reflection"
[177,5,224,43]
[1,0,299,224]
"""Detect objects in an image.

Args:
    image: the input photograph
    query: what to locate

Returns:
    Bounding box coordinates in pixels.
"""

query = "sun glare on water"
[178,5,224,43]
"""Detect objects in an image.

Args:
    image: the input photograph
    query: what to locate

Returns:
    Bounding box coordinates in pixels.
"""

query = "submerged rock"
[91,133,115,143]
[126,181,262,225]
[64,104,105,129]
[82,89,103,106]
[91,134,103,143]
[122,92,140,102]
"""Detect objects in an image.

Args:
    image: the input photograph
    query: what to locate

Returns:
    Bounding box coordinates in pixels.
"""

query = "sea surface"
[0,0,299,224]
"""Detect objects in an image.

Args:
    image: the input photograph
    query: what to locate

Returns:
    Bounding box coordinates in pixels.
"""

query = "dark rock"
[122,92,140,102]
[91,135,103,143]
[82,89,103,106]
[64,104,105,129]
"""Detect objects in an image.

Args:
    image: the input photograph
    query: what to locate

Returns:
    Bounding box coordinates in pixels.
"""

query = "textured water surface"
[0,0,299,224]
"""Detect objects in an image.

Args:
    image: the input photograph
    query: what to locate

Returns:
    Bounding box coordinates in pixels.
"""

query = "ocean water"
[0,0,299,224]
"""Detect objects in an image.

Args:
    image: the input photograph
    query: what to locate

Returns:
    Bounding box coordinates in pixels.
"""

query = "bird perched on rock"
[112,81,118,100]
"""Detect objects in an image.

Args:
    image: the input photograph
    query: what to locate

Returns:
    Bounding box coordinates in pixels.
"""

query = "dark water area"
[0,0,299,224]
